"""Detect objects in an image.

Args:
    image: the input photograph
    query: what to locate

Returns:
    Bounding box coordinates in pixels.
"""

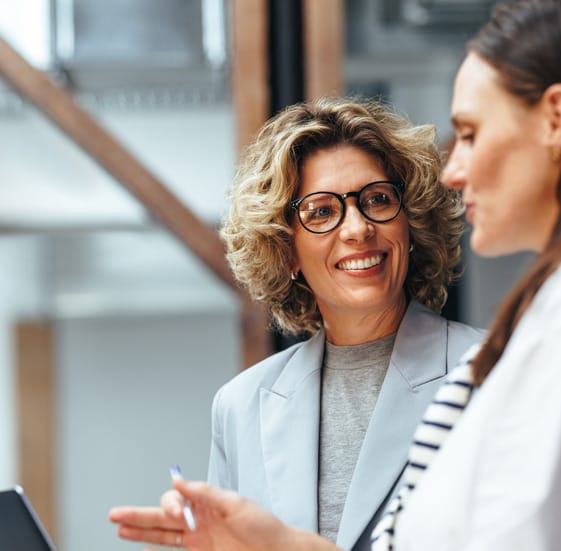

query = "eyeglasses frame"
[289,180,405,234]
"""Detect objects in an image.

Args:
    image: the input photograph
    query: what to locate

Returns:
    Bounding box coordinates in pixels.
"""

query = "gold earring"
[553,148,561,163]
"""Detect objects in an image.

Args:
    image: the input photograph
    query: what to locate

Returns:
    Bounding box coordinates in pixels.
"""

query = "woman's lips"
[465,203,475,223]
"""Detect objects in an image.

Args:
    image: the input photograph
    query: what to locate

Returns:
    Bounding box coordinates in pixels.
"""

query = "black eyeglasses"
[290,181,405,234]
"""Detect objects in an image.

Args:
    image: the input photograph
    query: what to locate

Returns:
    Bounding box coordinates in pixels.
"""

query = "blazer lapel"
[336,302,449,549]
[260,329,325,532]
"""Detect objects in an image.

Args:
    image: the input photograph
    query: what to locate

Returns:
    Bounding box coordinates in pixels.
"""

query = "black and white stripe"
[370,361,475,550]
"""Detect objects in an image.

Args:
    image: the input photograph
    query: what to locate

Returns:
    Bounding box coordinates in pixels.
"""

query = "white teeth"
[338,255,383,270]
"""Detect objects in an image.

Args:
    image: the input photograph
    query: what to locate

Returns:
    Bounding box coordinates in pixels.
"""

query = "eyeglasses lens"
[298,194,342,233]
[359,182,401,222]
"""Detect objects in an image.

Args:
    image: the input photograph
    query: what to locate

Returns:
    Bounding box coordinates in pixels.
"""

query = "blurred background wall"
[0,1,532,550]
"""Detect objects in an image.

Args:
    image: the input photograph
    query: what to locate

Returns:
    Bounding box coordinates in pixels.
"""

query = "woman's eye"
[368,193,390,205]
[458,132,475,144]
[312,206,332,218]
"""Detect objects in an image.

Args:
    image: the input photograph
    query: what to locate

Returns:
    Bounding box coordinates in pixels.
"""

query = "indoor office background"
[0,1,532,550]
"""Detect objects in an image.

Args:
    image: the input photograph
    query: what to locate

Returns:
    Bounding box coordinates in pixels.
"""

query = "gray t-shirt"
[318,333,396,543]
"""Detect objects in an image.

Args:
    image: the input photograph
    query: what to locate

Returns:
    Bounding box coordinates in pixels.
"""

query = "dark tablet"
[0,485,57,551]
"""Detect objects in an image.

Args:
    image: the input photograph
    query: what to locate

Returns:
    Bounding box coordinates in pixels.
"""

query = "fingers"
[160,489,187,520]
[110,482,236,549]
[171,479,246,526]
[109,505,182,530]
[110,504,191,548]
[117,524,185,548]
[174,479,239,508]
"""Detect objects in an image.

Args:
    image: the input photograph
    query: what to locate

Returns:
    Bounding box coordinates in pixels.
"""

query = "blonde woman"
[110,97,482,550]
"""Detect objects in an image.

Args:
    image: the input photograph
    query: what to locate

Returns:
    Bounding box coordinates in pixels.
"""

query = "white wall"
[0,231,242,551]
[0,231,241,551]
[0,98,241,551]
[46,229,241,551]
[56,310,239,551]
[0,235,50,489]
[0,104,235,227]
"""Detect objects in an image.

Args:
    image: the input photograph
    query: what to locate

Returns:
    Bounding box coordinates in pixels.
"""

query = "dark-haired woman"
[394,0,561,548]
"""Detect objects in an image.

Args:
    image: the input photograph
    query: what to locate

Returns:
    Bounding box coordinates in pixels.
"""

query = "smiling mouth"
[336,254,385,270]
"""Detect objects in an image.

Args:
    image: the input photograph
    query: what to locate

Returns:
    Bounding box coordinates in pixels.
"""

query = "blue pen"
[169,464,197,531]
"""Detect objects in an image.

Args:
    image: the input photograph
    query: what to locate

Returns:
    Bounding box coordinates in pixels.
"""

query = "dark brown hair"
[467,0,561,384]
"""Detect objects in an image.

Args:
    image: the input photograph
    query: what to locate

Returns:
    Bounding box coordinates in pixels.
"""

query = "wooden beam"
[16,321,57,544]
[302,0,345,100]
[231,0,270,154]
[231,0,273,366]
[0,37,237,292]
[0,23,273,369]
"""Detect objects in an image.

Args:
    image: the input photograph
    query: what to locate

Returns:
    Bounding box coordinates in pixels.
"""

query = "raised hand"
[110,480,339,551]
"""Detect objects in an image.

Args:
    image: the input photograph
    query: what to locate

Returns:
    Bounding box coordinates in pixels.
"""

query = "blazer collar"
[269,328,325,397]
[259,328,325,532]
[259,302,449,546]
[391,300,448,386]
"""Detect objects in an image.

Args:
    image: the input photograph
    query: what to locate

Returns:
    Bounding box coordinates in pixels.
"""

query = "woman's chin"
[470,232,523,258]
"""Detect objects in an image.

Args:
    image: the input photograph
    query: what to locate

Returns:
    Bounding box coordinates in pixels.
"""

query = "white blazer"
[395,268,561,551]
[208,300,485,550]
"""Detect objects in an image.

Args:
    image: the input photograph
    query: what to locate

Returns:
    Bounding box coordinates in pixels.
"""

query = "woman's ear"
[542,83,561,147]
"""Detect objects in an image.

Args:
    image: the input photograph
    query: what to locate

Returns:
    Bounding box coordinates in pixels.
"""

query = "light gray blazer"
[207,300,485,550]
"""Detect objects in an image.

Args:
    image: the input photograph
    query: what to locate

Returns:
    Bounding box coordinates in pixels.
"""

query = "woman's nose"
[442,149,466,190]
[338,204,375,241]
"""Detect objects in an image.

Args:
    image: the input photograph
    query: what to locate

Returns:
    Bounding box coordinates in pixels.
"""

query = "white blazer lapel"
[336,302,449,549]
[259,329,325,532]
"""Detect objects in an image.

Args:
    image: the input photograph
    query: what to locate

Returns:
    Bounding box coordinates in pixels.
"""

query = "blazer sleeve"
[460,328,561,550]
[207,385,231,489]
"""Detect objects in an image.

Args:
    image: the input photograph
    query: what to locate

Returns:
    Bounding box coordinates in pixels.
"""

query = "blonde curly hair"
[221,97,464,335]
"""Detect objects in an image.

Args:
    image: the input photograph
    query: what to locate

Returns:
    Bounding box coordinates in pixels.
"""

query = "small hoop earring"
[291,271,298,281]
[553,148,561,163]
[409,244,414,253]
